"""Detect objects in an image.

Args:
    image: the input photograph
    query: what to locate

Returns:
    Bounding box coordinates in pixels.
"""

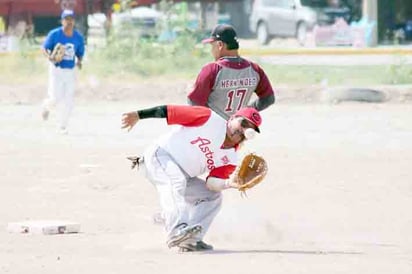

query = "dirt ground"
[1,79,412,274]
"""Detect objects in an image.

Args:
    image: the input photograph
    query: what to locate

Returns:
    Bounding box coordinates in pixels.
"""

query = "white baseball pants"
[143,145,222,242]
[42,64,76,129]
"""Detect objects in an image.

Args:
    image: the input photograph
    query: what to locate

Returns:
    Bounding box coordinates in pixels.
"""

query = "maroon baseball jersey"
[187,57,274,119]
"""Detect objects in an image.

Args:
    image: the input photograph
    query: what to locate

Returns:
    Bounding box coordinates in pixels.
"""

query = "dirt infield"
[1,81,412,274]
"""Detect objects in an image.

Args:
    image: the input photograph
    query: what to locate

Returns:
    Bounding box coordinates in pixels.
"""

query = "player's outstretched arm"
[121,105,168,132]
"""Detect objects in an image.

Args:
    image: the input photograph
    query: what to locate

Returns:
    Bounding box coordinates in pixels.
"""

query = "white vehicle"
[249,0,317,45]
[112,7,162,38]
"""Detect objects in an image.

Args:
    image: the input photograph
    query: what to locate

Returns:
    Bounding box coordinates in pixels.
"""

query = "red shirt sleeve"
[187,63,221,106]
[251,62,275,98]
[207,164,236,180]
[166,105,212,127]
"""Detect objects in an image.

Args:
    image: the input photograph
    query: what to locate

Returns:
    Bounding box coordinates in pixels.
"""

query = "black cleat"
[178,240,214,252]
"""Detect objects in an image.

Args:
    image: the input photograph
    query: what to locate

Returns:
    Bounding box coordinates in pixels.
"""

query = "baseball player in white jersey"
[41,10,85,134]
[121,105,262,252]
[188,24,275,120]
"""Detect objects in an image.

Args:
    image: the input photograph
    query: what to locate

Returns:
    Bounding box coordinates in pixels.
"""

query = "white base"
[7,220,80,235]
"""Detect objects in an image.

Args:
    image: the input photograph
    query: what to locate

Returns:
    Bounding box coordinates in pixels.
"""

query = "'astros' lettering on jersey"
[156,105,237,178]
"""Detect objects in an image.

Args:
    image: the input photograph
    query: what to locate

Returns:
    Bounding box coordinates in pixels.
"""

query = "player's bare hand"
[225,173,241,189]
[226,180,240,189]
[121,112,139,131]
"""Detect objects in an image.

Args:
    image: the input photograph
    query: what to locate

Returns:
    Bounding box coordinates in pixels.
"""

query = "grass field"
[1,42,412,87]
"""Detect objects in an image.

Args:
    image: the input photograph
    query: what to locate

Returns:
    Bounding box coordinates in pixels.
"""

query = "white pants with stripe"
[143,145,222,242]
[42,64,76,129]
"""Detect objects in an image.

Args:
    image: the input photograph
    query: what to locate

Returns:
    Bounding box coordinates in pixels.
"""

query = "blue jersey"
[43,27,85,69]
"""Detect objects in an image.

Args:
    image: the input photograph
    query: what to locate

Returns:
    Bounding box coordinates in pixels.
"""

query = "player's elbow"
[268,95,276,105]
[265,94,275,106]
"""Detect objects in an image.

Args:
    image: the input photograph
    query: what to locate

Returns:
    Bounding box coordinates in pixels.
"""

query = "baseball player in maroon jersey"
[121,105,262,252]
[187,24,275,120]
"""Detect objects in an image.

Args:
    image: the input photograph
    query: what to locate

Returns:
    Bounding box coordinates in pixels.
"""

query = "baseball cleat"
[167,224,202,248]
[178,240,213,252]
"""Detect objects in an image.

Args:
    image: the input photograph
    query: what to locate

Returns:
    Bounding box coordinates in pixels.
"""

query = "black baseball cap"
[202,24,239,49]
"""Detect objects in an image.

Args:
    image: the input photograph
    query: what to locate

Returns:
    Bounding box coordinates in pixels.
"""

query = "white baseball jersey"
[156,105,238,178]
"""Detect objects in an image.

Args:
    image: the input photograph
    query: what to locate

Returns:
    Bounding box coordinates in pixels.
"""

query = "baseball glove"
[233,153,268,195]
[50,43,65,63]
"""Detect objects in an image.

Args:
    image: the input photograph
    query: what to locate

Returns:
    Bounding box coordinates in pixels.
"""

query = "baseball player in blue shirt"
[41,9,85,134]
